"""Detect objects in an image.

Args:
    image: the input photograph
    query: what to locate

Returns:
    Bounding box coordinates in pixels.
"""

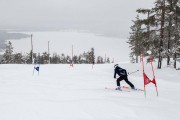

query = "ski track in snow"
[0,62,180,120]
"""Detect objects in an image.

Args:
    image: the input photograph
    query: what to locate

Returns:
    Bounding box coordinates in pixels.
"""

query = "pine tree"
[106,57,110,63]
[14,53,23,64]
[89,48,95,64]
[73,55,79,64]
[52,53,59,64]
[66,55,71,64]
[129,53,136,63]
[60,54,66,64]
[127,15,144,63]
[128,0,180,69]
[136,8,157,53]
[96,56,103,64]
[2,41,13,64]
[171,0,180,68]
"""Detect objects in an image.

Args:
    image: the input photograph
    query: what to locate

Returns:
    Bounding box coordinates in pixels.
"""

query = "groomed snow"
[0,61,180,120]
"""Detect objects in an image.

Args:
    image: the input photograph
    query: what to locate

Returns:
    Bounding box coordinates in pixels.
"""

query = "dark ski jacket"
[114,66,127,78]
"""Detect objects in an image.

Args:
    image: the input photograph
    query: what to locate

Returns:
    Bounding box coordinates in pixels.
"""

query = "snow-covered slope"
[0,62,180,120]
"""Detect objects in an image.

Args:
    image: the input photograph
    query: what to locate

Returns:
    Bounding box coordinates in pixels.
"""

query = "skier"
[114,64,135,90]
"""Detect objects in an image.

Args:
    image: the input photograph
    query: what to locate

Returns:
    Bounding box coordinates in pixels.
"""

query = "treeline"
[127,0,180,69]
[0,41,112,64]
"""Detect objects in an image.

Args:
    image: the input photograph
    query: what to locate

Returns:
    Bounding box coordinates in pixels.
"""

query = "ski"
[105,87,130,92]
[105,86,144,92]
[122,86,144,92]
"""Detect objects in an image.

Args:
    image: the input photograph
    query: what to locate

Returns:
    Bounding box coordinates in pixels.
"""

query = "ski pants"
[116,75,135,89]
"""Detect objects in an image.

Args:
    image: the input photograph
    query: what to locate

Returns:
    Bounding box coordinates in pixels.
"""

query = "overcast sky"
[0,0,155,38]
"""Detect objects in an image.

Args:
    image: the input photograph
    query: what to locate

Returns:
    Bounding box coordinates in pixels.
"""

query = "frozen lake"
[8,31,131,62]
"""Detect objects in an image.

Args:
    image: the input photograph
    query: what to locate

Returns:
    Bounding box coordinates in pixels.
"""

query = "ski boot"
[115,87,121,91]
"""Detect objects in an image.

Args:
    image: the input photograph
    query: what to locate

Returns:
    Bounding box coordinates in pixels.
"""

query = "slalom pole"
[33,63,36,76]
[142,54,146,97]
[150,55,158,96]
[155,84,158,96]
[33,67,35,76]
[38,64,40,76]
[144,83,146,97]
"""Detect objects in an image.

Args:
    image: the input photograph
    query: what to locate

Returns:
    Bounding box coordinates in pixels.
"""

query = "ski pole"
[32,64,36,76]
[128,70,139,75]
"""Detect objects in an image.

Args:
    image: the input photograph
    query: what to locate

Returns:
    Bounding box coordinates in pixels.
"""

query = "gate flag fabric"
[142,54,158,97]
[33,64,40,75]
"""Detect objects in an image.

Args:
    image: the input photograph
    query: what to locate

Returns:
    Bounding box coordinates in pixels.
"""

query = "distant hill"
[0,30,30,51]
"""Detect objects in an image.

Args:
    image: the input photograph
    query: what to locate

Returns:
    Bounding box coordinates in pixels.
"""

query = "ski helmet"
[114,64,119,68]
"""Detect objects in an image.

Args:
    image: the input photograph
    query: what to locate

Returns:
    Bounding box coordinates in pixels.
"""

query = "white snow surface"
[0,61,180,120]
